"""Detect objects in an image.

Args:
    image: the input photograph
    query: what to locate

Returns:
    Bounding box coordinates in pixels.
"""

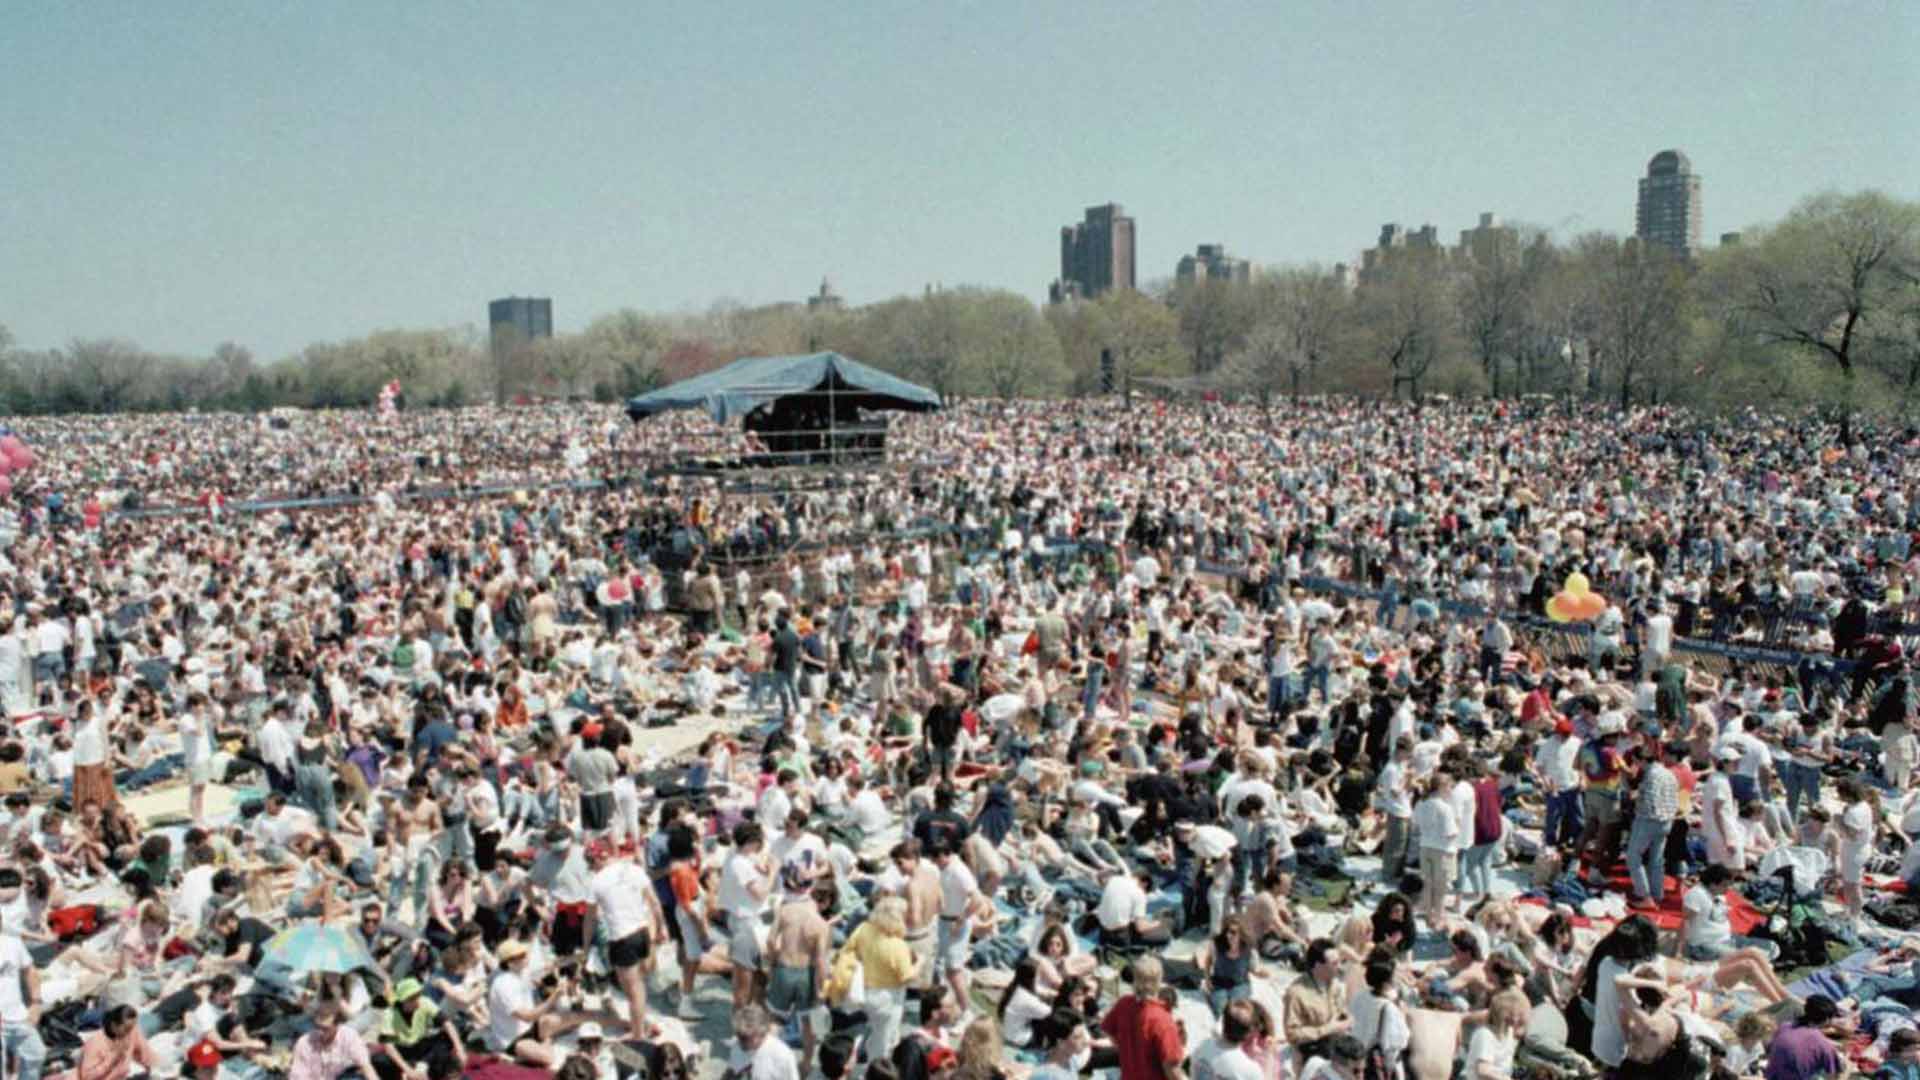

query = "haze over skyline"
[4,1,1917,363]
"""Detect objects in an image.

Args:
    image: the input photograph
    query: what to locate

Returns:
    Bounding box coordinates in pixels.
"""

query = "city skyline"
[3,3,1916,360]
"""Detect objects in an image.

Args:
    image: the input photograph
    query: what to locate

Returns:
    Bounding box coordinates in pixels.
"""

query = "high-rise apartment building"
[1049,203,1136,303]
[1455,212,1520,265]
[1358,223,1445,284]
[488,296,553,354]
[1635,150,1702,259]
[1175,244,1252,285]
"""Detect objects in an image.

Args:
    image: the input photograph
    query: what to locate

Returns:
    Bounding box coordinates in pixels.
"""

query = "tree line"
[2,189,1914,418]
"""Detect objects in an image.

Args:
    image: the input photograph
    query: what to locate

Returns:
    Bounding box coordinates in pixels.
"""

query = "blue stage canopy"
[626,352,941,423]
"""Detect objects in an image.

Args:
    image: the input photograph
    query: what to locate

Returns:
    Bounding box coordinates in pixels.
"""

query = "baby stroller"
[1757,864,1832,971]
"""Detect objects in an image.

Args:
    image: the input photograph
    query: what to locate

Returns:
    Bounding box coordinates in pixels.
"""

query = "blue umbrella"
[253,924,376,988]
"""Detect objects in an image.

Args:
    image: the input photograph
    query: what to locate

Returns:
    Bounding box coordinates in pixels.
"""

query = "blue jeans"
[1081,662,1105,720]
[4,1016,47,1080]
[1460,842,1497,897]
[1728,773,1759,804]
[746,671,774,710]
[295,763,338,832]
[771,670,801,717]
[1306,664,1330,704]
[1266,674,1294,717]
[1209,983,1252,1016]
[1544,790,1584,849]
[1626,814,1670,902]
[1783,762,1822,817]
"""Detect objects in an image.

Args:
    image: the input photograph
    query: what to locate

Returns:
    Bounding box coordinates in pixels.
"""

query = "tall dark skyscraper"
[1635,150,1703,259]
[488,296,553,355]
[1049,203,1136,303]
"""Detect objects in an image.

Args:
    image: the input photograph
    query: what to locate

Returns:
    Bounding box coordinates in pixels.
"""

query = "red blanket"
[1555,855,1762,935]
[465,1055,552,1080]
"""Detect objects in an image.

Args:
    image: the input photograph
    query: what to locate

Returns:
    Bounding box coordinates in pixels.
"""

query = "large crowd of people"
[0,396,1918,1080]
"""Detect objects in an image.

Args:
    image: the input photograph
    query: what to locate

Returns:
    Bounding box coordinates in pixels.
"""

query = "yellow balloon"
[1564,571,1590,597]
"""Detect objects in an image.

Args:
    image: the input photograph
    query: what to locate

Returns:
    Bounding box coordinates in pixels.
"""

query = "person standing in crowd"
[1625,739,1682,908]
[1100,956,1186,1080]
[583,838,664,1040]
[1413,772,1458,923]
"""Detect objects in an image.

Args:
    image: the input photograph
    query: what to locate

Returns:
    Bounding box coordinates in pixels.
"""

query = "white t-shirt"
[1002,986,1054,1047]
[1840,802,1874,868]
[1644,614,1674,656]
[174,865,218,929]
[1375,762,1412,818]
[1682,883,1732,949]
[939,858,978,920]
[1212,1047,1265,1080]
[590,862,654,939]
[771,832,830,882]
[1461,1026,1517,1077]
[758,786,793,835]
[718,852,769,919]
[177,711,212,766]
[486,970,536,1051]
[0,934,31,1023]
[1095,874,1147,931]
[1414,797,1458,852]
[1349,988,1410,1068]
[728,1034,801,1080]
[850,790,890,835]
[1591,956,1630,1066]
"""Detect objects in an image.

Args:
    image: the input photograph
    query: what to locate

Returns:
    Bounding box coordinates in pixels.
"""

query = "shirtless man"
[893,840,942,991]
[766,875,833,1071]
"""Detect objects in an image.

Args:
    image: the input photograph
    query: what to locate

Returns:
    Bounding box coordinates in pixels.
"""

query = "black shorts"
[608,927,651,969]
[550,907,587,956]
[581,791,615,831]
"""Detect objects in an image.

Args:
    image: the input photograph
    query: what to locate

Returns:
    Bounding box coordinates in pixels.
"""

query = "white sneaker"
[677,994,702,1020]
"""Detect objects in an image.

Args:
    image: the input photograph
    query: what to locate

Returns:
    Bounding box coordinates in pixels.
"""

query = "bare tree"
[1257,267,1346,397]
[1355,269,1455,400]
[1570,234,1689,409]
[1459,240,1544,397]
[1170,278,1255,374]
[65,339,152,412]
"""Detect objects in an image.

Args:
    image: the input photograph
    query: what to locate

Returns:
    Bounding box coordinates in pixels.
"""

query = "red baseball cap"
[187,1041,223,1070]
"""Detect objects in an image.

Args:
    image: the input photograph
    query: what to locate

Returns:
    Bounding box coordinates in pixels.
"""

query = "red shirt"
[1101,994,1184,1080]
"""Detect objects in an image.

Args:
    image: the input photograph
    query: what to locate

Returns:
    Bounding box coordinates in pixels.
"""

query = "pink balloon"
[8,450,31,471]
[608,579,630,601]
[0,436,22,455]
[0,459,13,477]
[0,476,14,498]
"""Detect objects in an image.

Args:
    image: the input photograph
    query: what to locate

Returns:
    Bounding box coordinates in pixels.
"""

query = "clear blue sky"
[4,1,1916,362]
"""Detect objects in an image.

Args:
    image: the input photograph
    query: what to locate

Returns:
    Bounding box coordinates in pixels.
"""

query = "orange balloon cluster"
[1546,572,1607,623]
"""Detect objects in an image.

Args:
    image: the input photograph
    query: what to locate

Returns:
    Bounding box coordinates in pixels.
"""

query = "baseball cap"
[926,1047,958,1071]
[577,1022,605,1042]
[499,940,530,963]
[391,978,424,1003]
[187,1041,223,1070]
[1553,719,1574,736]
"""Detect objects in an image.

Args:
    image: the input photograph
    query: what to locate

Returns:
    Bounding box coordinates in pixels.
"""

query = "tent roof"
[626,352,942,423]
